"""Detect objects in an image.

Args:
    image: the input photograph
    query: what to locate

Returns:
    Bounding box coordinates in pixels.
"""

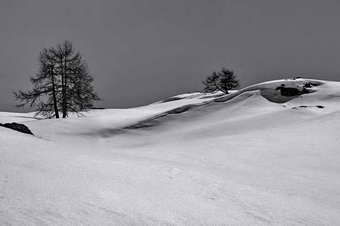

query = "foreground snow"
[1,78,340,225]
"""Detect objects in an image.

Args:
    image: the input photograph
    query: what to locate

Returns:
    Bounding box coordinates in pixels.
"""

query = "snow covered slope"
[1,78,340,225]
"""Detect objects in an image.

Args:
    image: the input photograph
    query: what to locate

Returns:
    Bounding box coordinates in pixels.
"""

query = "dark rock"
[275,86,301,96]
[292,105,325,110]
[303,82,313,88]
[0,122,34,135]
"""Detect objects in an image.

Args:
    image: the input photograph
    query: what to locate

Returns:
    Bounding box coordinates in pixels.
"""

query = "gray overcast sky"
[1,0,340,112]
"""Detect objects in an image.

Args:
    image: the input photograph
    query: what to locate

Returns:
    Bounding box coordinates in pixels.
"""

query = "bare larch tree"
[15,41,99,118]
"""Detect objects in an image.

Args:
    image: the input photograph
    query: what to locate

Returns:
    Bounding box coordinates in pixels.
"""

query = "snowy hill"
[1,78,340,225]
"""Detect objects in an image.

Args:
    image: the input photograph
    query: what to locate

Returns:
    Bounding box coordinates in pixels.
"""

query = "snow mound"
[1,78,338,139]
[123,78,339,132]
[1,78,340,225]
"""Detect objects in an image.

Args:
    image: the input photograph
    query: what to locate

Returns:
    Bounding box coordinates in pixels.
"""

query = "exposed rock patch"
[292,105,325,110]
[261,82,317,103]
[0,122,34,135]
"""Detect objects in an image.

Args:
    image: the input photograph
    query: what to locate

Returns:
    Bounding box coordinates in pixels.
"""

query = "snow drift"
[1,78,340,225]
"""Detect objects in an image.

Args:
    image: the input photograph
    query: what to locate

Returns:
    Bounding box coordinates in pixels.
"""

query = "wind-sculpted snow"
[1,78,340,225]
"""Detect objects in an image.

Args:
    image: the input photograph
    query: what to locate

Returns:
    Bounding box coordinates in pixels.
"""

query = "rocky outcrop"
[0,122,34,135]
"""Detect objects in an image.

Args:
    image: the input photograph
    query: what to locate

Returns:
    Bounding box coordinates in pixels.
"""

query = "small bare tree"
[203,68,239,94]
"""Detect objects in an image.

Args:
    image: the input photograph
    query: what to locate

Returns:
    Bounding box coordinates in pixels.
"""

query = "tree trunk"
[50,67,60,118]
[62,57,67,118]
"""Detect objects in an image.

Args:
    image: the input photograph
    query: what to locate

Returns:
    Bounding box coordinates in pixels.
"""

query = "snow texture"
[1,78,340,225]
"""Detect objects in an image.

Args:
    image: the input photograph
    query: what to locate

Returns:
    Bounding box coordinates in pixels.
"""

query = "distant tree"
[203,68,239,94]
[203,71,220,93]
[15,41,99,118]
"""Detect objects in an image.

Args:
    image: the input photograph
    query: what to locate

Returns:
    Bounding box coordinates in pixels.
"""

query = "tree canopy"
[15,41,99,118]
[203,68,239,94]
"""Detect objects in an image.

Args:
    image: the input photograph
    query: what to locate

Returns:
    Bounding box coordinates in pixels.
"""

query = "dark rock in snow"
[292,105,325,110]
[0,122,34,135]
[275,83,315,97]
[276,86,301,96]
